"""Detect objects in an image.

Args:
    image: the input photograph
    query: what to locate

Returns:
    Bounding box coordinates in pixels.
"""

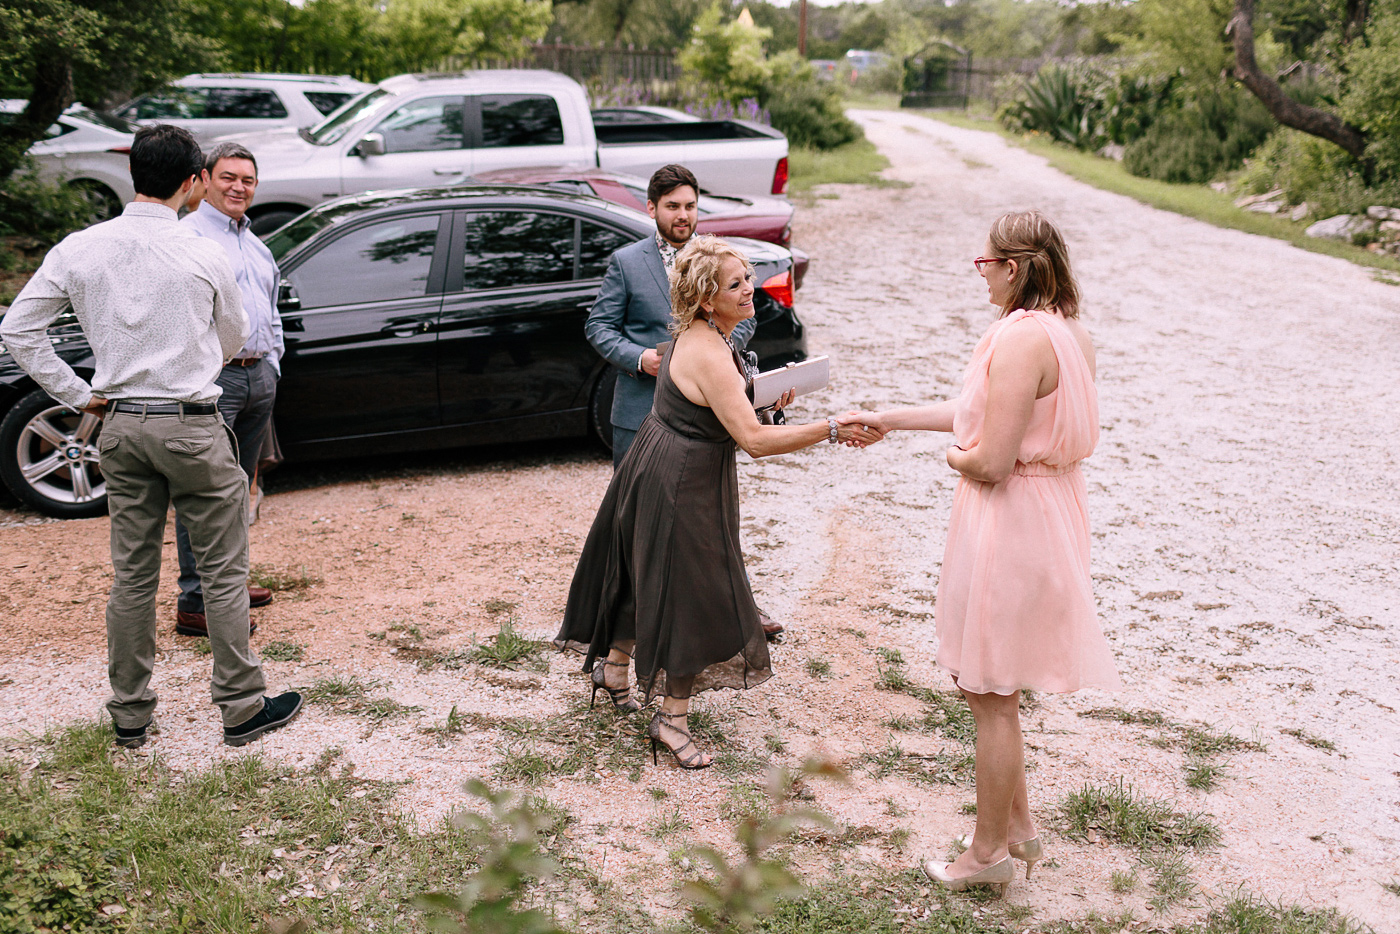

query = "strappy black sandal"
[648,711,712,770]
[590,657,641,712]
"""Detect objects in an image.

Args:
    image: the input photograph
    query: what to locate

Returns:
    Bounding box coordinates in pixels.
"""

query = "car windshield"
[618,180,725,216]
[305,88,391,145]
[67,107,136,133]
[264,200,376,260]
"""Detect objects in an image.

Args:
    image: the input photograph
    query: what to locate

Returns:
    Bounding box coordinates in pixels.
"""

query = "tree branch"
[1227,0,1368,163]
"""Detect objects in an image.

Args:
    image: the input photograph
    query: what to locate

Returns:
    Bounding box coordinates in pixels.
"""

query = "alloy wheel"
[16,404,105,505]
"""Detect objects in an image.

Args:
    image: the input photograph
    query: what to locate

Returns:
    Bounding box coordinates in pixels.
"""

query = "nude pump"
[957,833,1044,880]
[921,855,1014,897]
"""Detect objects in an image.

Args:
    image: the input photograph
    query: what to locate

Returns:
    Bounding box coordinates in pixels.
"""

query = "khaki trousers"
[99,409,265,728]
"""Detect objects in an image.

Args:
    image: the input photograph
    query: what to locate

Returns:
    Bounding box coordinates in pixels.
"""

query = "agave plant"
[999,66,1102,151]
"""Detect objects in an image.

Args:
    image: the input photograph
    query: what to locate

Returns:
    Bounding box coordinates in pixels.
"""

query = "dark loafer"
[176,610,257,637]
[223,692,303,747]
[113,716,159,749]
[759,612,785,639]
[248,585,274,608]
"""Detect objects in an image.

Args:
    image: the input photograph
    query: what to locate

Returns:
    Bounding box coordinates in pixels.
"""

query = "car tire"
[589,367,617,454]
[249,210,302,238]
[0,389,108,519]
[67,180,122,224]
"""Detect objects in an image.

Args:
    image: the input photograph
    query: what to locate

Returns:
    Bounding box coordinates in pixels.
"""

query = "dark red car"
[472,166,808,288]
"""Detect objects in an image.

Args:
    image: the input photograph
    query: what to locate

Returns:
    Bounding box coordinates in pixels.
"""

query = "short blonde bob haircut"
[987,210,1081,319]
[668,235,754,337]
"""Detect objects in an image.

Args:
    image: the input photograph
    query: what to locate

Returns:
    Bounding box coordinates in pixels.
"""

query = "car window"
[44,122,73,139]
[128,87,211,119]
[288,214,441,308]
[206,88,288,119]
[376,96,464,153]
[307,88,390,145]
[578,223,635,279]
[542,180,591,196]
[304,91,356,116]
[477,95,564,148]
[67,107,136,132]
[461,212,574,291]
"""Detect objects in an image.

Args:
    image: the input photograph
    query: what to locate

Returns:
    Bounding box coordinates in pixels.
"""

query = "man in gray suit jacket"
[584,164,783,638]
[585,164,755,465]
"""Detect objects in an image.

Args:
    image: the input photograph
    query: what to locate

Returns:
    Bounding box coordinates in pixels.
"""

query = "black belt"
[226,357,263,368]
[110,401,218,416]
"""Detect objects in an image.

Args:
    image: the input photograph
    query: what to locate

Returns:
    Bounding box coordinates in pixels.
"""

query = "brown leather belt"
[226,357,263,367]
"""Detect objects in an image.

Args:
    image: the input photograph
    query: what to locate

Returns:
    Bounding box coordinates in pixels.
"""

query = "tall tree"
[0,0,217,184]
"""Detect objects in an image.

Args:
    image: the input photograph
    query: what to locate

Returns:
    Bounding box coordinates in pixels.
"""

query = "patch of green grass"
[301,675,420,723]
[1193,893,1373,934]
[1058,778,1221,851]
[1184,756,1227,792]
[753,869,1025,934]
[188,637,212,656]
[1080,706,1169,727]
[804,658,832,679]
[1282,727,1337,753]
[788,139,908,193]
[920,110,1400,276]
[1381,879,1400,897]
[0,720,483,932]
[260,640,306,662]
[493,742,556,787]
[648,805,690,840]
[1110,869,1138,893]
[250,563,322,592]
[422,704,469,740]
[859,738,974,786]
[482,598,518,616]
[720,781,771,824]
[467,618,547,671]
[1142,851,1196,910]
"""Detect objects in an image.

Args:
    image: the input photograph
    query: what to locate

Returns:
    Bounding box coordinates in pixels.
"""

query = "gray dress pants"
[175,359,276,612]
[99,408,265,728]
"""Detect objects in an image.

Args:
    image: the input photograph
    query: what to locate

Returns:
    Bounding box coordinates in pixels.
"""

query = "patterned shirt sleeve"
[0,246,94,408]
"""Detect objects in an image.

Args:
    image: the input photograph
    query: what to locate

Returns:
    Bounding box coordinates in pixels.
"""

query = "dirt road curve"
[2,110,1397,928]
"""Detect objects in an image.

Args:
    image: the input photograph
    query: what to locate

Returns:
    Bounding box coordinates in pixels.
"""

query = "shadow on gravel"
[261,436,608,497]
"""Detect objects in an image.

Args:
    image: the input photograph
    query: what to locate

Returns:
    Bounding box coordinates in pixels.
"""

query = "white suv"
[114,74,372,144]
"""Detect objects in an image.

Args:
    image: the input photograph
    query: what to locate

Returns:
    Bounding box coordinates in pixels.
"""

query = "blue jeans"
[175,359,277,613]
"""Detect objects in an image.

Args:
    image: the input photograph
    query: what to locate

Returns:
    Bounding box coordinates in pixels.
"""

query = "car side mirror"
[357,132,385,157]
[277,280,301,311]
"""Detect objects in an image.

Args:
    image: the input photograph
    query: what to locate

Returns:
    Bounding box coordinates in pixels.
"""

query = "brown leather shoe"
[759,612,785,639]
[175,611,257,638]
[248,585,273,608]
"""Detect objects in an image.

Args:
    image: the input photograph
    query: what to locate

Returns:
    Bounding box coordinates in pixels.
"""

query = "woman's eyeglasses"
[973,256,1008,272]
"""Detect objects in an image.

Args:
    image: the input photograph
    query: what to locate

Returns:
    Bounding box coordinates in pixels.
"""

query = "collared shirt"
[656,232,679,272]
[1,202,248,408]
[183,203,283,372]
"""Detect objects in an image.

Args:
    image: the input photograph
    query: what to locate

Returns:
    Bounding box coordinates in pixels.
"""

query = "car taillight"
[760,269,793,308]
[779,223,791,246]
[771,156,788,195]
[108,146,131,154]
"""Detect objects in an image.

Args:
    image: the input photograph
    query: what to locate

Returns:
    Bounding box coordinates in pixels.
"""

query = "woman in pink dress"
[854,210,1121,896]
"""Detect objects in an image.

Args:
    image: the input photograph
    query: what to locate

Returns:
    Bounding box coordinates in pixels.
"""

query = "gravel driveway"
[1,109,1396,929]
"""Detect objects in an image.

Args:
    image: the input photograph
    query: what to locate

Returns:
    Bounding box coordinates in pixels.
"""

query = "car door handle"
[433,168,465,176]
[382,321,433,338]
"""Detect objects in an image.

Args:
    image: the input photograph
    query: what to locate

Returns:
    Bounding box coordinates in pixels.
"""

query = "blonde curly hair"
[668,235,754,337]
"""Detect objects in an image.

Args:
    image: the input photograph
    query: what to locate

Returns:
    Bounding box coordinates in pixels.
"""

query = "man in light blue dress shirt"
[173,142,285,634]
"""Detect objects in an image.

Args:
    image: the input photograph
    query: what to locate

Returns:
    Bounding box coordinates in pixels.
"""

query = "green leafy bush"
[1235,128,1400,217]
[1123,88,1274,183]
[999,66,1100,149]
[0,159,93,247]
[1341,9,1400,181]
[764,53,859,150]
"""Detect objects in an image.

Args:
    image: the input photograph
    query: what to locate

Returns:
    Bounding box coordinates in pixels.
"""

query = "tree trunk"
[0,54,75,184]
[1344,0,1369,44]
[1227,0,1368,164]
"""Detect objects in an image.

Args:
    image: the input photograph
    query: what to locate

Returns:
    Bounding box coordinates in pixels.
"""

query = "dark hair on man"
[129,125,203,200]
[204,141,258,177]
[647,164,699,205]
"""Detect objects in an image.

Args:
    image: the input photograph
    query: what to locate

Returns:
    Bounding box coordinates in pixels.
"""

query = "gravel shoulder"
[2,110,1397,930]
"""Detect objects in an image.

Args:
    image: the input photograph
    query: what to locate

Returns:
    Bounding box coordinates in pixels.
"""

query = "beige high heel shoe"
[956,833,1044,879]
[921,855,1014,897]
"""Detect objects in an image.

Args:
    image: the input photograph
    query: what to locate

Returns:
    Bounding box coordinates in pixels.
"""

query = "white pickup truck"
[225,70,791,235]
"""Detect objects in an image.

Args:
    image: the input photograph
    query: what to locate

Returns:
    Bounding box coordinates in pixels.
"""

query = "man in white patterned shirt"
[172,141,284,635]
[0,125,302,748]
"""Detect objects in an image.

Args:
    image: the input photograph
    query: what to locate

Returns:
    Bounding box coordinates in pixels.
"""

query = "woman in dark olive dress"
[555,236,882,769]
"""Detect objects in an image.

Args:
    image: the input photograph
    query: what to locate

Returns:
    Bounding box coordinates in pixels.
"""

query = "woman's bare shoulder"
[1062,316,1097,374]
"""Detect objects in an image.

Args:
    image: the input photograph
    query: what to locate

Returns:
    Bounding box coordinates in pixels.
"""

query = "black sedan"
[0,184,807,518]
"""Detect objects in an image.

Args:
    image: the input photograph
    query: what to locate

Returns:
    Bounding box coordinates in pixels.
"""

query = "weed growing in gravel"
[1142,851,1196,910]
[494,742,556,786]
[1080,707,1265,791]
[422,705,469,740]
[1281,727,1337,753]
[250,563,321,593]
[648,806,691,840]
[873,651,976,744]
[1058,778,1221,851]
[483,598,519,616]
[261,640,306,662]
[188,638,212,656]
[1110,869,1138,893]
[1381,879,1400,897]
[1190,893,1373,934]
[805,657,832,679]
[301,675,420,722]
[468,618,548,671]
[859,738,974,785]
